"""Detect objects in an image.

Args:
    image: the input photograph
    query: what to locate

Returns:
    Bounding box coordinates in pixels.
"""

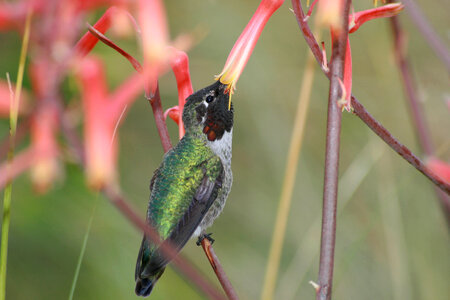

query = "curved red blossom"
[317,0,344,33]
[77,56,145,188]
[30,106,60,193]
[426,158,450,184]
[169,48,193,138]
[0,81,30,117]
[349,3,404,34]
[138,0,170,95]
[75,6,118,57]
[164,106,180,124]
[329,2,404,110]
[0,0,43,31]
[218,0,284,94]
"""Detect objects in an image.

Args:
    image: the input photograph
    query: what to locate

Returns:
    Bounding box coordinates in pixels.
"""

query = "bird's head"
[182,81,233,142]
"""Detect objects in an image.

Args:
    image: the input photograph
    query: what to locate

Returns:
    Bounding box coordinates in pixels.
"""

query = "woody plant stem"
[291,0,450,196]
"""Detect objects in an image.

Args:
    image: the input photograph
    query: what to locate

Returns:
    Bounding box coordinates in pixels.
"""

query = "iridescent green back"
[147,134,221,241]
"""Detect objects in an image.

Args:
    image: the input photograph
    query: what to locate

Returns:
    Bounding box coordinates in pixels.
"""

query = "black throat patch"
[199,98,233,142]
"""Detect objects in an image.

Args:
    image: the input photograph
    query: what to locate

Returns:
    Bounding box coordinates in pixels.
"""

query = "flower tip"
[426,158,450,183]
[31,159,60,194]
[349,3,405,33]
[164,106,180,123]
[317,0,345,32]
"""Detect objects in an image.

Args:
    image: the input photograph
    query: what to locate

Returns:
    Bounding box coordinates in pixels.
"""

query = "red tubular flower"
[339,3,404,110]
[349,3,404,33]
[78,57,115,188]
[164,106,180,123]
[78,56,145,188]
[138,0,170,95]
[426,158,450,183]
[0,81,29,117]
[337,38,352,111]
[0,0,43,31]
[316,0,345,33]
[218,0,284,96]
[28,61,61,192]
[30,106,60,193]
[167,48,193,139]
[304,0,319,21]
[322,3,404,110]
[74,6,118,57]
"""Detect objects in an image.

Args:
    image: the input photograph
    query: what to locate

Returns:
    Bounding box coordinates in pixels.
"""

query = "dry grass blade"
[278,138,385,300]
[260,32,319,300]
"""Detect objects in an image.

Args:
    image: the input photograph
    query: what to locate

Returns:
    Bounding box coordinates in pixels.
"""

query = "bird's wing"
[135,166,162,281]
[140,156,224,277]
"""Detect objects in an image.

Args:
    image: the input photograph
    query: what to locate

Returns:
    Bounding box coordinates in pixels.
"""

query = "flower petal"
[169,48,192,138]
[164,106,180,124]
[426,158,450,184]
[218,0,284,94]
[349,3,404,34]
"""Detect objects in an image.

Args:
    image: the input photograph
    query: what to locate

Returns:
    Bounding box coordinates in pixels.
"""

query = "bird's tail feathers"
[135,268,165,297]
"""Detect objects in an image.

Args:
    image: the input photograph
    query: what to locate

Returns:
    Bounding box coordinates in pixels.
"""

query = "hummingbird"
[135,80,234,297]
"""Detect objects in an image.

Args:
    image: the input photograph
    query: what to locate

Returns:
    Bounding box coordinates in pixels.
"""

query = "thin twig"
[56,108,227,299]
[401,0,450,72]
[54,114,227,299]
[316,1,351,299]
[200,238,238,300]
[102,186,226,300]
[290,0,450,196]
[147,85,173,153]
[351,99,450,195]
[87,23,143,73]
[389,13,433,154]
[68,24,234,298]
[260,34,318,300]
[388,9,450,222]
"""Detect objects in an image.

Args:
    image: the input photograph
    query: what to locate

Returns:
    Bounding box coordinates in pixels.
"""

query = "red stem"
[316,1,351,299]
[290,0,450,196]
[351,98,450,194]
[103,186,226,300]
[74,6,116,57]
[200,238,239,300]
[76,12,236,296]
[388,10,450,222]
[50,117,227,299]
[147,85,173,153]
[87,24,143,73]
[401,0,450,72]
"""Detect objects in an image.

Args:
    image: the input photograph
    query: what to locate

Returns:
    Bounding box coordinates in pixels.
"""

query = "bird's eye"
[206,95,214,103]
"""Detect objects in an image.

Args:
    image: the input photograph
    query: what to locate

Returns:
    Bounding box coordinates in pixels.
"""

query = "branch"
[55,95,230,299]
[316,1,351,299]
[200,238,238,300]
[389,13,433,154]
[146,85,173,153]
[74,19,234,296]
[102,186,225,300]
[290,0,450,196]
[388,9,450,222]
[401,0,450,72]
[87,23,143,73]
[350,99,450,194]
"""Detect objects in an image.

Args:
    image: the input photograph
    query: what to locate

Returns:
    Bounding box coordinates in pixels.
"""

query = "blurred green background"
[0,0,449,299]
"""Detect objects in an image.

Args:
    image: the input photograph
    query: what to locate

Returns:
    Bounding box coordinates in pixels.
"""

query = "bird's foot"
[196,233,214,246]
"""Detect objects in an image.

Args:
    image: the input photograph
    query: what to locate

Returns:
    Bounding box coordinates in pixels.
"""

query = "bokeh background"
[0,0,449,299]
